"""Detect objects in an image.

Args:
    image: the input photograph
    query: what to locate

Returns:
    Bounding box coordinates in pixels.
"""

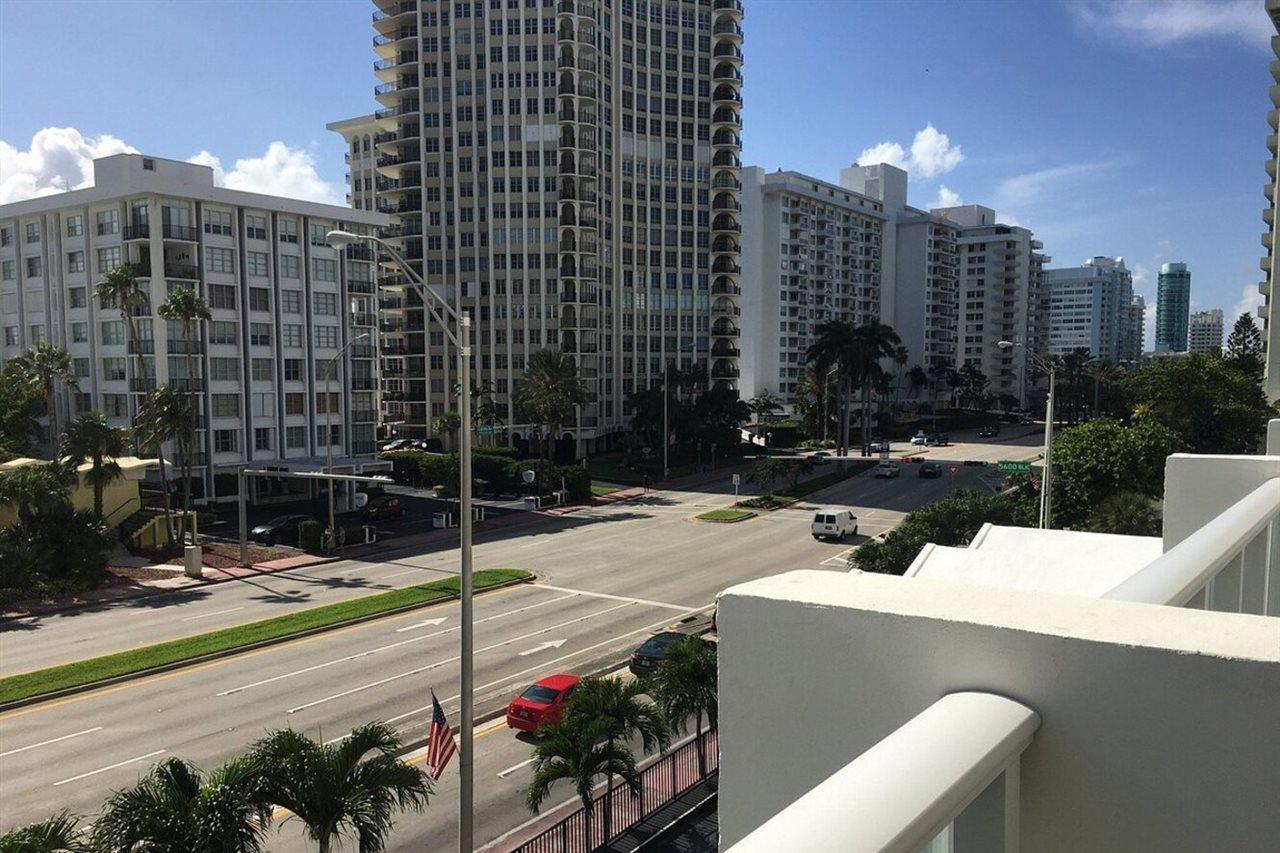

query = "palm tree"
[517,348,587,460]
[805,320,858,456]
[61,412,130,518]
[646,637,718,777]
[747,390,782,443]
[892,344,910,409]
[849,321,902,455]
[11,342,77,448]
[791,366,832,441]
[455,377,499,446]
[907,365,929,402]
[525,715,641,848]
[0,810,89,852]
[95,265,148,392]
[1087,491,1161,536]
[0,461,77,528]
[92,757,272,853]
[432,410,462,451]
[565,677,669,839]
[135,385,191,547]
[159,286,211,532]
[249,723,430,853]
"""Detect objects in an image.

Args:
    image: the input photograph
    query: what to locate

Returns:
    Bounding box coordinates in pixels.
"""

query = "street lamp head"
[354,331,371,343]
[997,340,1016,351]
[326,229,359,249]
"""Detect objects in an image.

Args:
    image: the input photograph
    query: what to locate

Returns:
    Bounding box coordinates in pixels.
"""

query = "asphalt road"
[0,428,1041,845]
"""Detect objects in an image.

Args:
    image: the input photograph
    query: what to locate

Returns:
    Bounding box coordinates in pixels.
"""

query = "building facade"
[1123,293,1146,363]
[1264,0,1280,398]
[0,154,388,503]
[358,0,743,455]
[934,205,1048,408]
[1154,262,1191,353]
[1187,308,1224,354]
[328,114,385,213]
[1044,256,1135,362]
[738,168,885,408]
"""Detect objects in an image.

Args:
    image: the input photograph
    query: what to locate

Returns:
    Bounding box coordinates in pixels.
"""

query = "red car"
[506,674,580,733]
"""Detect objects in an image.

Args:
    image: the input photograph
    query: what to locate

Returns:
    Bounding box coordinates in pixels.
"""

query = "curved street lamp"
[998,339,1054,529]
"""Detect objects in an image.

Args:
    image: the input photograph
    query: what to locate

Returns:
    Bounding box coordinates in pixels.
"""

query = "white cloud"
[1232,282,1264,324]
[933,185,961,208]
[0,127,137,204]
[858,123,964,178]
[1131,263,1150,288]
[0,127,340,206]
[995,161,1114,208]
[1070,0,1270,51]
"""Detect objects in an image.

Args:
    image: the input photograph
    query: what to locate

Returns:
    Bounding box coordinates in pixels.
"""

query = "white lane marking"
[380,568,426,580]
[533,583,693,611]
[180,606,245,622]
[0,727,103,758]
[52,750,166,786]
[286,602,635,714]
[498,756,537,778]
[518,639,567,656]
[217,592,578,696]
[820,547,856,567]
[395,617,449,633]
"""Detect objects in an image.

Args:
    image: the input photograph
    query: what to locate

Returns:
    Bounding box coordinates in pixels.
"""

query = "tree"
[1117,353,1276,453]
[907,365,928,401]
[806,321,859,456]
[1087,491,1162,536]
[747,390,782,440]
[95,265,148,393]
[849,321,902,454]
[0,461,77,528]
[646,637,718,777]
[517,348,586,460]
[747,455,813,495]
[135,386,192,547]
[793,366,834,440]
[0,360,43,461]
[956,363,989,410]
[525,715,641,848]
[61,412,130,518]
[0,811,89,853]
[1085,359,1125,419]
[10,342,77,446]
[158,285,211,529]
[92,757,272,853]
[1225,312,1264,379]
[432,410,462,451]
[891,344,910,409]
[250,723,430,853]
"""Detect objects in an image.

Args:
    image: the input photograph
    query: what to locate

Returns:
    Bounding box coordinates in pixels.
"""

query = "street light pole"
[326,231,474,851]
[325,332,370,552]
[662,363,669,481]
[999,339,1054,529]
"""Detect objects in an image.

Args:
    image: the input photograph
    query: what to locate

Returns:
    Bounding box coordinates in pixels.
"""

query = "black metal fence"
[511,728,719,853]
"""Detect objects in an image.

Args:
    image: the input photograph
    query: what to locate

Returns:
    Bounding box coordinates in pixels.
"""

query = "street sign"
[476,425,494,436]
[731,474,740,486]
[997,460,1031,474]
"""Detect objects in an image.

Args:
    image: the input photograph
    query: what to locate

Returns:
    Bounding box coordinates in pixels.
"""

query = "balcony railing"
[126,339,155,355]
[166,262,199,279]
[167,339,203,354]
[162,224,198,241]
[122,223,150,240]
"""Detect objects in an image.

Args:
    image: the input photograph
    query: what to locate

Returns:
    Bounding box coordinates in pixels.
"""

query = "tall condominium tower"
[1044,256,1134,362]
[358,0,743,456]
[1154,262,1191,353]
[1122,293,1146,363]
[328,114,385,212]
[1264,0,1280,397]
[1188,308,1224,354]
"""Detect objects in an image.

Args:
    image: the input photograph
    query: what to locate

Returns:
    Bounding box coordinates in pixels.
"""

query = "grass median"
[736,459,878,510]
[695,509,756,523]
[0,568,532,706]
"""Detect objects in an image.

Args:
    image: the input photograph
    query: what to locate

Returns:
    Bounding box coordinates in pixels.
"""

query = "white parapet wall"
[1162,452,1280,549]
[717,570,1280,851]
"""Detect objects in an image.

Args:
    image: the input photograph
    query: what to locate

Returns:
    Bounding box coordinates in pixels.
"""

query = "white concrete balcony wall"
[716,570,1280,851]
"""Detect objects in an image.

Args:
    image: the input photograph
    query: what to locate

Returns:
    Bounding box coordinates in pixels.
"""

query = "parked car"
[812,451,830,464]
[811,507,858,540]
[379,439,413,453]
[868,440,891,453]
[629,632,711,677]
[918,462,943,479]
[505,674,580,734]
[927,433,950,446]
[874,460,901,478]
[910,432,928,446]
[978,425,1001,438]
[248,514,314,546]
[362,495,407,521]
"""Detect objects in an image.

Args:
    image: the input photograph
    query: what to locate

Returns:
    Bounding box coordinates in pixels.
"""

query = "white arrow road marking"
[395,617,449,633]
[518,639,568,656]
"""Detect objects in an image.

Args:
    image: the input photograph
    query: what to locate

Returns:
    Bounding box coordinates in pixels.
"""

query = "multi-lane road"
[0,428,1040,848]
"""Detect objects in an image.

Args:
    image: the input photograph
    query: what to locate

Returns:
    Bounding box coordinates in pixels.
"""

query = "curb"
[0,575,536,713]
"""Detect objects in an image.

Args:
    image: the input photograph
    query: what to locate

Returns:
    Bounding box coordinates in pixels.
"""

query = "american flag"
[425,691,457,781]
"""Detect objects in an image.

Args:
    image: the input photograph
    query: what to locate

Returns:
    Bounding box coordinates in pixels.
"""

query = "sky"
[0,0,1272,349]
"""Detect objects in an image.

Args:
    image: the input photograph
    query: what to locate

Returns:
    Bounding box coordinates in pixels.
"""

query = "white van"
[812,508,858,540]
[874,460,901,478]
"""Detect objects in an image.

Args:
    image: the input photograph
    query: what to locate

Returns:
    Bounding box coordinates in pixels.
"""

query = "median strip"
[695,509,756,523]
[0,568,532,708]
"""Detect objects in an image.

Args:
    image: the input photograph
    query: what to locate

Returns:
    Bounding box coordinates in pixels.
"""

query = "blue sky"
[0,0,1272,346]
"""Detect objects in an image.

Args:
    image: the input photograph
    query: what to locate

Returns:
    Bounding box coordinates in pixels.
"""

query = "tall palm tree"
[455,377,499,446]
[565,677,669,839]
[793,366,833,441]
[159,286,211,532]
[61,412,130,519]
[11,342,77,448]
[525,715,641,848]
[0,810,89,853]
[805,320,858,456]
[907,365,929,402]
[249,723,430,853]
[516,347,587,460]
[135,385,190,547]
[892,344,910,409]
[432,410,462,451]
[646,637,718,777]
[95,265,148,392]
[849,321,902,455]
[92,757,272,853]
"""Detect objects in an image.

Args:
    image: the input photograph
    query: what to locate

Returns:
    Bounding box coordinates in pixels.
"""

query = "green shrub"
[418,453,458,493]
[298,520,324,553]
[473,445,521,460]
[556,465,592,501]
[384,450,429,486]
[0,507,112,605]
[764,420,805,448]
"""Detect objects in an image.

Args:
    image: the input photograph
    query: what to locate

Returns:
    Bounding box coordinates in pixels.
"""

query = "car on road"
[362,495,407,521]
[874,460,901,478]
[868,440,891,453]
[629,632,710,677]
[248,514,314,546]
[927,433,950,446]
[978,425,1001,438]
[506,674,580,733]
[918,462,943,479]
[910,431,928,446]
[812,451,830,464]
[811,508,858,540]
[379,439,413,453]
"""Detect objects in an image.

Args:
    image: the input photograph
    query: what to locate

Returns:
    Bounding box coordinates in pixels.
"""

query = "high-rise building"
[738,168,885,408]
[1044,256,1134,362]
[357,0,743,456]
[1122,293,1146,363]
[934,205,1048,408]
[1188,308,1224,354]
[0,153,388,503]
[327,114,384,212]
[1155,262,1191,353]
[1263,0,1280,397]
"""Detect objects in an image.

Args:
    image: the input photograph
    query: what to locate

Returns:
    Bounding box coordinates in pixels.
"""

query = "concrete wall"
[1162,452,1280,549]
[717,570,1280,851]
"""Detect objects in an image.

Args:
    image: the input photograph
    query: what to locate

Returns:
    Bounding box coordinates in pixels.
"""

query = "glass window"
[281,290,302,313]
[286,425,306,448]
[250,323,272,347]
[312,258,337,281]
[254,427,272,451]
[313,292,337,315]
[26,257,42,277]
[251,358,273,381]
[279,219,298,243]
[280,255,300,279]
[1,260,13,280]
[211,394,240,417]
[204,210,233,235]
[207,248,235,274]
[249,288,270,311]
[314,325,338,348]
[96,247,121,273]
[283,358,303,381]
[100,321,125,345]
[282,324,303,348]
[25,223,39,243]
[214,429,238,453]
[96,210,118,235]
[67,251,85,273]
[71,322,88,343]
[104,394,128,417]
[245,214,267,240]
[209,284,236,310]
[102,357,127,380]
[210,357,240,381]
[210,321,238,345]
[285,393,305,415]
[247,251,269,277]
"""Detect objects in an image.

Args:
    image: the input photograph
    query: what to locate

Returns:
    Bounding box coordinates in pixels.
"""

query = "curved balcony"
[711,279,741,296]
[557,103,598,126]
[559,151,598,178]
[713,85,743,105]
[712,257,742,276]
[713,63,744,84]
[558,48,598,75]
[711,363,741,379]
[713,108,742,128]
[713,172,742,191]
[712,296,740,314]
[559,205,597,229]
[714,0,744,13]
[558,22,597,45]
[712,129,741,148]
[373,52,417,80]
[712,342,741,358]
[713,150,742,169]
[372,2,416,26]
[712,214,741,232]
[559,179,598,205]
[375,78,419,106]
[712,319,741,338]
[559,126,598,152]
[373,27,417,58]
[714,43,744,62]
[713,20,744,40]
[712,237,741,254]
[713,194,742,213]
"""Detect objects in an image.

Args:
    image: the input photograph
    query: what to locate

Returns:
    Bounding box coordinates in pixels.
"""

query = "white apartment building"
[0,153,389,504]
[1045,256,1137,362]
[1188,308,1224,354]
[1124,293,1147,363]
[327,114,384,213]
[738,168,885,407]
[935,204,1048,408]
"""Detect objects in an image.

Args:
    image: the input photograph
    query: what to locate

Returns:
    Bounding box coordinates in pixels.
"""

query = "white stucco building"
[327,113,383,213]
[1045,256,1138,362]
[1188,308,1224,354]
[0,153,389,503]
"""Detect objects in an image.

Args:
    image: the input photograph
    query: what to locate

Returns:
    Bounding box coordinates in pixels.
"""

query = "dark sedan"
[248,514,314,546]
[918,462,943,479]
[629,632,711,677]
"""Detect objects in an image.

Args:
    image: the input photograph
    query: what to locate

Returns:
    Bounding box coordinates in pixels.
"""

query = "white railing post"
[1269,521,1280,617]
[1241,527,1269,615]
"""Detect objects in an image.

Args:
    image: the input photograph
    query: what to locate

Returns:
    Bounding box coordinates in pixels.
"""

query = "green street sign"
[998,460,1031,474]
[476,425,495,436]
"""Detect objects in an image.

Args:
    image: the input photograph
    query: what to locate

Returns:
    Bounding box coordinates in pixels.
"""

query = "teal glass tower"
[1155,262,1191,352]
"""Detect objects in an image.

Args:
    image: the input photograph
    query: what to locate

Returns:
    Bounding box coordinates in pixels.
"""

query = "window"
[208,284,236,310]
[280,255,300,279]
[0,227,11,247]
[67,251,85,273]
[315,391,341,414]
[309,224,329,246]
[251,358,273,381]
[211,394,240,417]
[316,424,340,446]
[100,321,125,345]
[249,288,270,311]
[282,324,303,347]
[96,247,121,273]
[313,292,337,315]
[26,257,42,278]
[254,427,272,451]
[207,248,234,274]
[210,357,240,381]
[102,357,127,380]
[25,223,40,243]
[285,425,306,449]
[204,210,233,235]
[245,214,267,240]
[71,322,88,343]
[285,393,305,415]
[314,325,338,348]
[283,358,303,381]
[210,321,238,345]
[279,219,298,244]
[281,290,302,313]
[250,323,272,346]
[96,210,118,235]
[73,357,90,377]
[214,429,238,453]
[247,251,269,277]
[1,261,13,280]
[312,258,336,281]
[104,394,128,418]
